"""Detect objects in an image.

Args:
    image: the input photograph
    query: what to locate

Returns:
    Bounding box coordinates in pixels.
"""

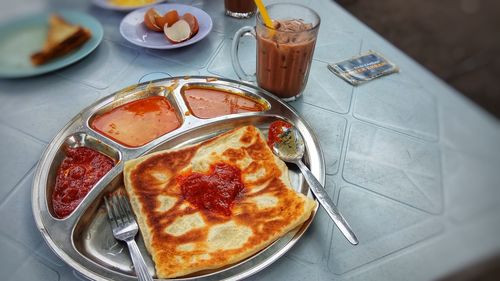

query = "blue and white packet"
[327,51,399,85]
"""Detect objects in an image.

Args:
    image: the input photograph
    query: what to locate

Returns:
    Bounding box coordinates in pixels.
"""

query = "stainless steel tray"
[32,76,325,281]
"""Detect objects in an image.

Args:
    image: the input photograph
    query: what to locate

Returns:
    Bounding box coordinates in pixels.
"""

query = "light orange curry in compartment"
[182,86,266,119]
[91,96,181,147]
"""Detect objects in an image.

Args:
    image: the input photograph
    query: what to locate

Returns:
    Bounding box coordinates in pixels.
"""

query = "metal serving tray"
[32,76,325,281]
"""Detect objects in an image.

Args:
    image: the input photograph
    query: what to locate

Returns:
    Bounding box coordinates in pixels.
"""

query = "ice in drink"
[256,20,317,99]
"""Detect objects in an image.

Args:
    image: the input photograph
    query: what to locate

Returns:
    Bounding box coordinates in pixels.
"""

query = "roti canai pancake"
[123,125,317,278]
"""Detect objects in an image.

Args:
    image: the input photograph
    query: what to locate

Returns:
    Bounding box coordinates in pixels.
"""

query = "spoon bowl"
[271,124,359,245]
[272,125,305,162]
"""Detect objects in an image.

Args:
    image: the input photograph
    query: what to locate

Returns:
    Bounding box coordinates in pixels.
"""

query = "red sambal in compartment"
[90,96,181,147]
[183,87,265,119]
[52,147,115,218]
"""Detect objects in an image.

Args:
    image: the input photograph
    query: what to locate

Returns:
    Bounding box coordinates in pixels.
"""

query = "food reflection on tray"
[44,80,317,278]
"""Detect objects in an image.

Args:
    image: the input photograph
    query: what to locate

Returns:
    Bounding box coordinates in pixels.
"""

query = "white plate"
[92,0,165,12]
[119,4,213,49]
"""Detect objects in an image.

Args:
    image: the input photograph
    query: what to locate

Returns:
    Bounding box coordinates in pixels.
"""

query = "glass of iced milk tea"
[225,0,257,18]
[231,3,320,101]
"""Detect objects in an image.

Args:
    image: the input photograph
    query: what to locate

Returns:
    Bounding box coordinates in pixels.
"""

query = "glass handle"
[231,26,256,82]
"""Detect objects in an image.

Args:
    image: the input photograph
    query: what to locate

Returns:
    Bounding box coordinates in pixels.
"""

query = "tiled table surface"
[1,0,500,280]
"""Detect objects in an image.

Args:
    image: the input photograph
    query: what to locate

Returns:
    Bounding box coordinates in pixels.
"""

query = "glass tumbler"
[225,0,257,19]
[231,3,320,101]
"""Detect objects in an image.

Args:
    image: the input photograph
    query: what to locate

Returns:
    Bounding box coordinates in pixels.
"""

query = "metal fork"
[104,193,153,281]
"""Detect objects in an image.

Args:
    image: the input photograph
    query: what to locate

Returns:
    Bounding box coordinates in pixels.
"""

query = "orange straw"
[253,0,273,28]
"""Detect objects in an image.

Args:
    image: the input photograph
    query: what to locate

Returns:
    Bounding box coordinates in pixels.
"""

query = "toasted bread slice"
[30,15,91,66]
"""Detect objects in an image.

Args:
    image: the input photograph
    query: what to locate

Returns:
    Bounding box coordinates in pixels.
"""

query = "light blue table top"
[1,0,500,280]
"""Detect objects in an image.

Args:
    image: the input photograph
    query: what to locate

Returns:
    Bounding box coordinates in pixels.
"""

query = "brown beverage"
[256,20,317,99]
[231,4,320,100]
[225,0,256,18]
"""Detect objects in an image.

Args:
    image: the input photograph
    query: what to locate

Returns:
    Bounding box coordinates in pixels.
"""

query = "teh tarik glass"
[224,0,257,18]
[231,3,320,101]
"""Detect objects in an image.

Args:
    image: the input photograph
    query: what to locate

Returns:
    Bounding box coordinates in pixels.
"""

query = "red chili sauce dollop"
[177,163,244,216]
[52,147,115,218]
[267,120,292,148]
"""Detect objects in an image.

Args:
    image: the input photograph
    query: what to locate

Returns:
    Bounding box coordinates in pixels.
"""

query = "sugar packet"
[327,51,399,85]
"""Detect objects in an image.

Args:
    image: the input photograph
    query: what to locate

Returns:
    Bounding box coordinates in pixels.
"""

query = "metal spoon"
[272,125,359,245]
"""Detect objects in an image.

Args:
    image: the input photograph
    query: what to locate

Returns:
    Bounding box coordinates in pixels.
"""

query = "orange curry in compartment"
[90,96,181,147]
[183,86,266,119]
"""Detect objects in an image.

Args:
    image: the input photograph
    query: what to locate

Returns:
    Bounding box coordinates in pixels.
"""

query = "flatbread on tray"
[123,125,317,278]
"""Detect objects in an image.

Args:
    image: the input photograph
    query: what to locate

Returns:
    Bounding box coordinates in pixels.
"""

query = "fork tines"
[104,192,134,228]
